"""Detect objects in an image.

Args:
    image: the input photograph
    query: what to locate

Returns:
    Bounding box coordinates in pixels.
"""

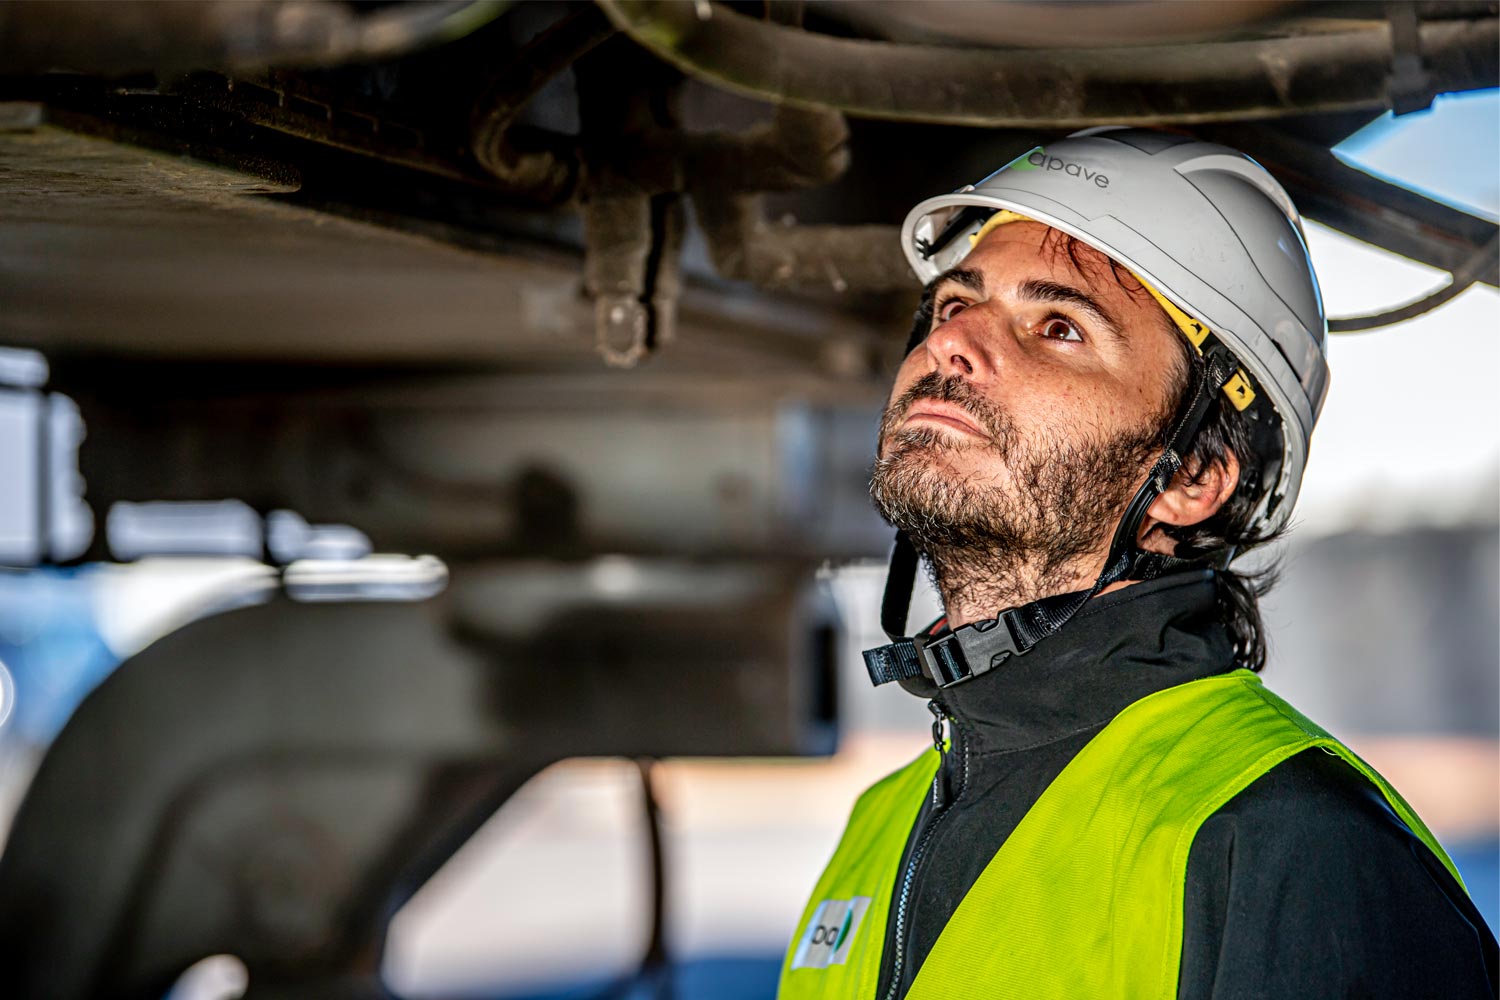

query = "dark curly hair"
[1156,329,1286,672]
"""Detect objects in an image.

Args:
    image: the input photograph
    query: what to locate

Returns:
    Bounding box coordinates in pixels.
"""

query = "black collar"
[901,571,1235,755]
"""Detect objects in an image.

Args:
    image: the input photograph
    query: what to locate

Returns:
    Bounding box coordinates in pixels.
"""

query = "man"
[779,129,1498,999]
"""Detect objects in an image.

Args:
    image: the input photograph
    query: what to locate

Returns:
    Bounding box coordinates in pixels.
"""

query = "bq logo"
[1013,147,1110,188]
[790,896,872,970]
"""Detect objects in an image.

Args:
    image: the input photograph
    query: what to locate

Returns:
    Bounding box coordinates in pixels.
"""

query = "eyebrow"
[932,266,986,296]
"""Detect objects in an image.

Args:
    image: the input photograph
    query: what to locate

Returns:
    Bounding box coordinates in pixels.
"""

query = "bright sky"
[1295,227,1498,533]
[1289,89,1499,535]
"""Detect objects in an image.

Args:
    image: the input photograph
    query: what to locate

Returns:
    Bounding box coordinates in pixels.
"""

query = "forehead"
[961,221,1142,299]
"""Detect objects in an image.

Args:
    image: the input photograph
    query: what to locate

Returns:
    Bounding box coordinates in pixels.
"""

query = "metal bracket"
[1388,1,1433,115]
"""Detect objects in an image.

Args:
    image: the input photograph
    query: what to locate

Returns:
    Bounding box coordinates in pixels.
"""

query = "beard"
[869,371,1166,614]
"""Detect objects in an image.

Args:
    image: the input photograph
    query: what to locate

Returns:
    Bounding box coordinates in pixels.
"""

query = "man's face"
[871,221,1188,578]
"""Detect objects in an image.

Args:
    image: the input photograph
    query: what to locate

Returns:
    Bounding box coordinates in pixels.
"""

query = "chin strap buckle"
[864,613,1023,688]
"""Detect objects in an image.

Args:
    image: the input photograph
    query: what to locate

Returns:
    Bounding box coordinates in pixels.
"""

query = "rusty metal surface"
[0,104,891,372]
[812,0,1297,48]
[0,0,506,75]
[599,0,1499,127]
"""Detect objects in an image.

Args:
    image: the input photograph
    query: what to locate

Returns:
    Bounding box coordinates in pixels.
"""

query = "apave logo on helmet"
[1012,147,1110,188]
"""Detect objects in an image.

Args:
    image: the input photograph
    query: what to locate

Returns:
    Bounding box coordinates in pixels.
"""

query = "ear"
[1136,450,1241,556]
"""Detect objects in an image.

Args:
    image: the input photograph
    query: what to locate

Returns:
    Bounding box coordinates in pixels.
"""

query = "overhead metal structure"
[597,0,1498,126]
[6,1,1494,357]
[0,0,511,74]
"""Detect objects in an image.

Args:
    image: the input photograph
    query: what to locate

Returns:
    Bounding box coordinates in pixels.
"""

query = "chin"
[884,436,1005,486]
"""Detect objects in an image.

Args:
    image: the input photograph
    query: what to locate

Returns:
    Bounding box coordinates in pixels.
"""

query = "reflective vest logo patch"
[790,896,871,970]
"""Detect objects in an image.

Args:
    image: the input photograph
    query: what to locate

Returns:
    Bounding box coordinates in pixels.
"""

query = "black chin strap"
[865,346,1239,689]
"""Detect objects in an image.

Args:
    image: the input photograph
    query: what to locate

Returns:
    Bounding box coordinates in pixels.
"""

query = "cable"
[1329,233,1500,332]
[636,757,673,1000]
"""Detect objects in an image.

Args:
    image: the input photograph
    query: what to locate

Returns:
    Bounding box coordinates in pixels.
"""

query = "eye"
[935,297,969,324]
[1038,316,1083,342]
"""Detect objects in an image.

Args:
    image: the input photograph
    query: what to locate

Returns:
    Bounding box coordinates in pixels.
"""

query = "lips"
[902,401,989,439]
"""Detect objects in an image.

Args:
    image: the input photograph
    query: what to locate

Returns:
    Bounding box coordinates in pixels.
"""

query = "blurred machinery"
[0,2,1495,997]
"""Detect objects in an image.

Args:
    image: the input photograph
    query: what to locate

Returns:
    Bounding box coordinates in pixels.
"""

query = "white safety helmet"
[900,127,1329,533]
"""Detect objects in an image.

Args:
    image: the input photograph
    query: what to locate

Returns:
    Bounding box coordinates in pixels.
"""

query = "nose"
[923,305,999,381]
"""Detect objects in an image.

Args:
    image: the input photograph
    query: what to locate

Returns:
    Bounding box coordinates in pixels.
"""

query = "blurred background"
[0,3,1495,998]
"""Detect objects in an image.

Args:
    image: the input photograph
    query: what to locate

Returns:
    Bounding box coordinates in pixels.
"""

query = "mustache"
[878,372,1010,446]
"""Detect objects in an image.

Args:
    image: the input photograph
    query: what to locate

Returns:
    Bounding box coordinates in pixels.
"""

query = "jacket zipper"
[879,699,968,1000]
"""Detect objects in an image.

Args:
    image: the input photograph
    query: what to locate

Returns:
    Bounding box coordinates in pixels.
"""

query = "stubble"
[870,371,1165,616]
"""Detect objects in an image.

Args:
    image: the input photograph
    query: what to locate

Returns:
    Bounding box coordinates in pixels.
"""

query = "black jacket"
[873,571,1498,1000]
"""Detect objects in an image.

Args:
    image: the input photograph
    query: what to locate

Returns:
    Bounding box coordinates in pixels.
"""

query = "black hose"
[596,0,1500,127]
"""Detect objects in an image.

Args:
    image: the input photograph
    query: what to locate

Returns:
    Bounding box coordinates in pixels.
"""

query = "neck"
[929,541,1123,628]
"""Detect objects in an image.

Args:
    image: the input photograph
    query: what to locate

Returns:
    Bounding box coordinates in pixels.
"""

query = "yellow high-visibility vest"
[778,670,1465,1000]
